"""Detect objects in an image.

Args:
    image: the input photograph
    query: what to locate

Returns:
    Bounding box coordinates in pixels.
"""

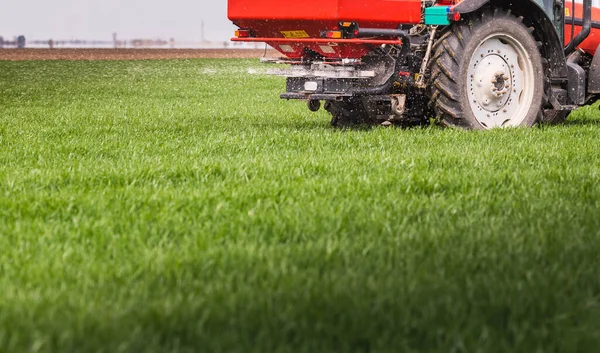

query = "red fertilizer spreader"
[229,0,600,129]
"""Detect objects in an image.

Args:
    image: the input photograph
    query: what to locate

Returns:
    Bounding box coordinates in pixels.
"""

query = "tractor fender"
[452,0,567,79]
[588,44,600,94]
[453,0,489,14]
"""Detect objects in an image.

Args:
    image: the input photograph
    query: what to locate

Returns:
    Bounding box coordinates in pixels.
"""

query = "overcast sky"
[0,0,236,42]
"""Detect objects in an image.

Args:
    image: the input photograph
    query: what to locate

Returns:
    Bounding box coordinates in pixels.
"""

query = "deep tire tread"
[428,9,544,129]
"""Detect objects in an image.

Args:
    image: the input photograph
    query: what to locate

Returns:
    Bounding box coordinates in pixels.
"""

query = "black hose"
[565,0,592,55]
[350,80,394,96]
[571,0,576,43]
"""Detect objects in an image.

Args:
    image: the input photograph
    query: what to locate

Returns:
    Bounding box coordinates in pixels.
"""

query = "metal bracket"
[391,94,407,116]
[415,26,438,89]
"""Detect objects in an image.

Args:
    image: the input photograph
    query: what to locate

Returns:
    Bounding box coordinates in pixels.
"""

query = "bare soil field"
[0,48,279,61]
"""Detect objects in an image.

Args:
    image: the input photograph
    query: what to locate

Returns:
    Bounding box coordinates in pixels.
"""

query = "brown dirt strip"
[0,49,280,61]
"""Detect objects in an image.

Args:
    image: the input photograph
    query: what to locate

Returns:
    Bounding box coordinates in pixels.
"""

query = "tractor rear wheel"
[429,10,545,129]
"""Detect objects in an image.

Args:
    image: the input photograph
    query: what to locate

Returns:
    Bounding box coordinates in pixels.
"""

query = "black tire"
[325,98,372,127]
[429,10,545,129]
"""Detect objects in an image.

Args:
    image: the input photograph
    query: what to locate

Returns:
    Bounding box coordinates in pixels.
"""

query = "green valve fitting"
[424,6,451,26]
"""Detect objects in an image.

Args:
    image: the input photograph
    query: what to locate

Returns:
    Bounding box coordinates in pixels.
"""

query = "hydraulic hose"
[571,0,576,42]
[565,0,592,55]
[350,80,394,96]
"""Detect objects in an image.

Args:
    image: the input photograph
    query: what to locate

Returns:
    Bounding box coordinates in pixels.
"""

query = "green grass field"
[1,58,600,352]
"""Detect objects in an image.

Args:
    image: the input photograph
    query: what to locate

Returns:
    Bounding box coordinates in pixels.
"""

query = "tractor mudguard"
[453,0,489,14]
[454,0,554,15]
[588,44,600,93]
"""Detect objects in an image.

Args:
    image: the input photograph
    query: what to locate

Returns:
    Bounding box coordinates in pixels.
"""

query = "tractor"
[228,0,600,129]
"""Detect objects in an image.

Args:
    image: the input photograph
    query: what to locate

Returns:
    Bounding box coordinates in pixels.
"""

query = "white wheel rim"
[467,34,536,129]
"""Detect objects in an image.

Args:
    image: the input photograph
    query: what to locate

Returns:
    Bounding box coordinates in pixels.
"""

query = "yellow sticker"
[565,7,571,17]
[281,30,310,38]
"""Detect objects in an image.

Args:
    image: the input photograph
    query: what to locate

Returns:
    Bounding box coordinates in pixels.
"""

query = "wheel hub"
[472,55,512,111]
[467,36,532,128]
